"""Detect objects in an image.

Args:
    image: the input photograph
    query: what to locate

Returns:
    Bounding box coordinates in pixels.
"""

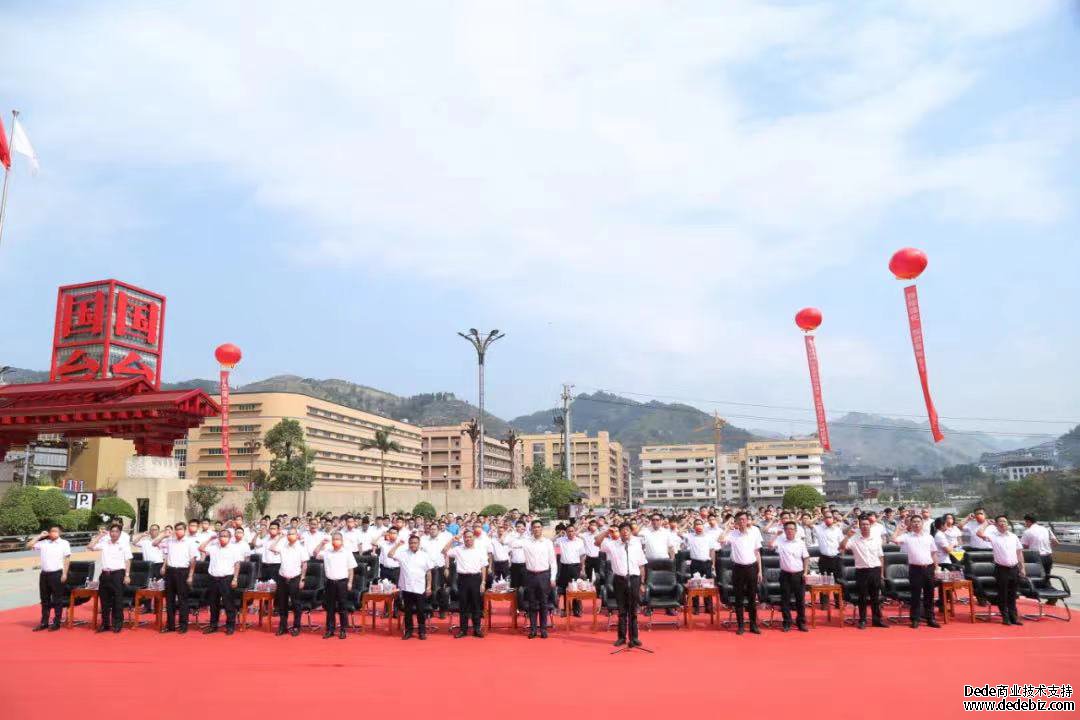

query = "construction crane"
[693,412,730,505]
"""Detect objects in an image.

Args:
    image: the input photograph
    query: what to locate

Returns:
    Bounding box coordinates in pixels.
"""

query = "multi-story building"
[999,459,1052,483]
[743,439,825,503]
[184,392,423,490]
[638,444,741,507]
[421,424,512,489]
[517,431,625,505]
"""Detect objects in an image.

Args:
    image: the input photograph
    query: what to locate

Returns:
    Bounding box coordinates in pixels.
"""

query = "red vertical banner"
[904,285,944,442]
[220,369,232,484]
[803,335,831,451]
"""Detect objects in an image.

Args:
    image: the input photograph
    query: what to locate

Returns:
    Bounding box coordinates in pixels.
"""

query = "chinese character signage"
[50,280,167,388]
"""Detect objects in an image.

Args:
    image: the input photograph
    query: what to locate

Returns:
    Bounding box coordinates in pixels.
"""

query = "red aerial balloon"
[889,247,928,280]
[214,343,243,368]
[795,307,822,332]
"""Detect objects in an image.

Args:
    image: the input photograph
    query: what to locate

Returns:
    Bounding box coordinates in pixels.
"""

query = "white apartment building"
[639,444,741,507]
[743,439,825,502]
[1000,459,1052,482]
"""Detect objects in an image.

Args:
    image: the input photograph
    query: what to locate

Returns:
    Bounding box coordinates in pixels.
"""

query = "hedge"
[412,501,437,519]
[479,504,507,517]
[91,497,136,528]
[31,489,73,525]
[781,484,825,510]
[58,509,92,531]
[0,505,39,535]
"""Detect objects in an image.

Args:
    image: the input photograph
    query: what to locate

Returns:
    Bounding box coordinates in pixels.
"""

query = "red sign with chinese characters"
[50,280,167,389]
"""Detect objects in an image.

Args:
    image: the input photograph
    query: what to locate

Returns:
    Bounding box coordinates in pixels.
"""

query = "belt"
[528,570,550,574]
[733,562,756,568]
[42,569,62,574]
[102,569,125,573]
[458,572,481,576]
[909,563,932,568]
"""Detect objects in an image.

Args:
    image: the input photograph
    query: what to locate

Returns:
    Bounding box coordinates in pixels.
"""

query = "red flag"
[904,285,944,442]
[0,116,10,170]
[220,369,233,484]
[804,335,831,451]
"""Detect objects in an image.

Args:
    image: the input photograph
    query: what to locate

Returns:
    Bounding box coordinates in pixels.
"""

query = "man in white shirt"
[892,516,940,629]
[813,513,843,608]
[720,512,763,635]
[301,519,328,555]
[580,520,603,583]
[554,525,587,616]
[511,520,557,638]
[507,520,528,589]
[977,515,1026,625]
[132,525,165,566]
[340,515,364,556]
[1021,514,1059,588]
[157,522,199,634]
[640,514,679,567]
[962,508,992,549]
[390,534,434,639]
[684,519,718,615]
[840,517,886,629]
[315,532,357,639]
[26,525,71,631]
[489,523,512,585]
[270,528,310,636]
[89,523,133,633]
[255,521,284,581]
[444,531,488,638]
[772,521,809,632]
[421,523,451,619]
[598,522,647,647]
[198,530,244,634]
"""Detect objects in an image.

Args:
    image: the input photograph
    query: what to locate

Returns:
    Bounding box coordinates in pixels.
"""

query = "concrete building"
[421,423,513,489]
[639,443,741,507]
[517,431,625,506]
[1000,459,1053,483]
[184,392,423,490]
[743,439,825,503]
[64,437,136,491]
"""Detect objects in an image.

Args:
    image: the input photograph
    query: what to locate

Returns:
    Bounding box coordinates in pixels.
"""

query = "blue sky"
[0,1,1077,442]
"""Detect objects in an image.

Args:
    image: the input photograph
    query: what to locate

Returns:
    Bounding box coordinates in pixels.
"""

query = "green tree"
[1060,425,1080,468]
[1000,475,1055,519]
[782,484,825,510]
[187,485,226,519]
[247,469,269,490]
[0,485,36,511]
[522,461,581,511]
[0,505,38,534]
[412,501,437,519]
[914,486,946,504]
[360,427,403,516]
[479,504,507,516]
[58,509,91,531]
[264,419,315,491]
[90,497,136,528]
[31,488,73,527]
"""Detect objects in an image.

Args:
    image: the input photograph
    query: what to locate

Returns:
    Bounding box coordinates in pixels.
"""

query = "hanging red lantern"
[795,307,822,333]
[889,247,928,280]
[215,343,242,368]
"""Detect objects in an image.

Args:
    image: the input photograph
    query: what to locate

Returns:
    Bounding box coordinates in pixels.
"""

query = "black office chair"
[58,561,95,625]
[597,568,621,630]
[643,570,683,629]
[186,561,212,626]
[840,564,861,624]
[515,582,558,632]
[296,560,326,631]
[967,562,1001,621]
[883,563,912,621]
[343,564,369,633]
[718,567,738,627]
[1020,561,1071,621]
[758,567,784,627]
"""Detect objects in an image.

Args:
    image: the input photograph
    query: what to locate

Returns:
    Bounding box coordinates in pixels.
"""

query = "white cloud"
[0,0,1074,426]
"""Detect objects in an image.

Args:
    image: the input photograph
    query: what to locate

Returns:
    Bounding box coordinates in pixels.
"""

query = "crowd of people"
[26,502,1061,647]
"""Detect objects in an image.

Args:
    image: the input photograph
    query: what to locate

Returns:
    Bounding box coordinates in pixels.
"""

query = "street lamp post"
[457,329,504,490]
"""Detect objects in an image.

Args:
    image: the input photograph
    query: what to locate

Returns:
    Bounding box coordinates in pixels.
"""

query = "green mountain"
[509,391,758,459]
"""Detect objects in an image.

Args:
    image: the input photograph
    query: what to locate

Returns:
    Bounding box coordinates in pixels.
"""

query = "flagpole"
[0,110,17,250]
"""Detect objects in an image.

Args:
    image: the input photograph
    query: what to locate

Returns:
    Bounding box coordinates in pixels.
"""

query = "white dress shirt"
[933,530,955,564]
[421,533,451,568]
[845,533,883,569]
[205,541,243,577]
[1021,524,1054,556]
[448,545,488,574]
[963,520,992,549]
[511,536,557,582]
[396,548,435,593]
[896,532,936,565]
[984,527,1023,567]
[723,527,763,566]
[684,532,719,562]
[600,537,647,577]
[35,538,71,572]
[508,531,527,563]
[257,534,283,563]
[490,534,512,563]
[276,540,310,578]
[136,536,164,563]
[319,546,358,581]
[341,528,365,554]
[163,537,200,568]
[378,538,400,568]
[302,530,328,555]
[555,536,587,565]
[94,537,133,571]
[774,536,809,573]
[580,531,602,558]
[640,527,679,560]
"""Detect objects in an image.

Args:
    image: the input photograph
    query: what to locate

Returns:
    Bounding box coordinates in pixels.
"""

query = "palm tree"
[360,426,404,516]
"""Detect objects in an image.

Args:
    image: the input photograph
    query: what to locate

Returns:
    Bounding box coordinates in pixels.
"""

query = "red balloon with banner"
[889,248,944,442]
[214,343,243,484]
[795,307,830,451]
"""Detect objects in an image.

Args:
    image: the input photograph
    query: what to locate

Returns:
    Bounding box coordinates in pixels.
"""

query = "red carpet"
[1,600,1077,718]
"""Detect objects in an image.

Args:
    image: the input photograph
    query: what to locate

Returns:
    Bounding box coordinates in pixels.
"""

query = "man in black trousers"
[157,523,199,633]
[26,526,71,632]
[841,516,888,629]
[597,522,647,647]
[88,524,132,633]
[444,530,488,637]
[271,527,310,636]
[198,530,244,635]
[719,512,763,635]
[511,520,557,639]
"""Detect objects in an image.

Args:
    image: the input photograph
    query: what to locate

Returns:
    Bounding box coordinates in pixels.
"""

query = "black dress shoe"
[736,626,745,635]
[276,626,287,636]
[539,629,548,639]
[112,626,122,633]
[202,626,218,634]
[528,629,537,639]
[629,638,642,648]
[323,630,334,639]
[32,624,48,632]
[473,628,484,638]
[48,623,62,632]
[781,624,791,632]
[160,627,173,634]
[418,630,427,640]
[613,637,626,647]
[872,620,888,628]
[927,620,941,629]
[910,621,920,629]
[224,627,235,636]
[857,621,866,629]
[403,629,414,640]
[748,624,761,635]
[178,627,188,635]
[454,630,468,639]
[96,626,110,634]
[797,623,808,632]
[338,629,346,639]
[1012,619,1024,626]
[289,627,300,637]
